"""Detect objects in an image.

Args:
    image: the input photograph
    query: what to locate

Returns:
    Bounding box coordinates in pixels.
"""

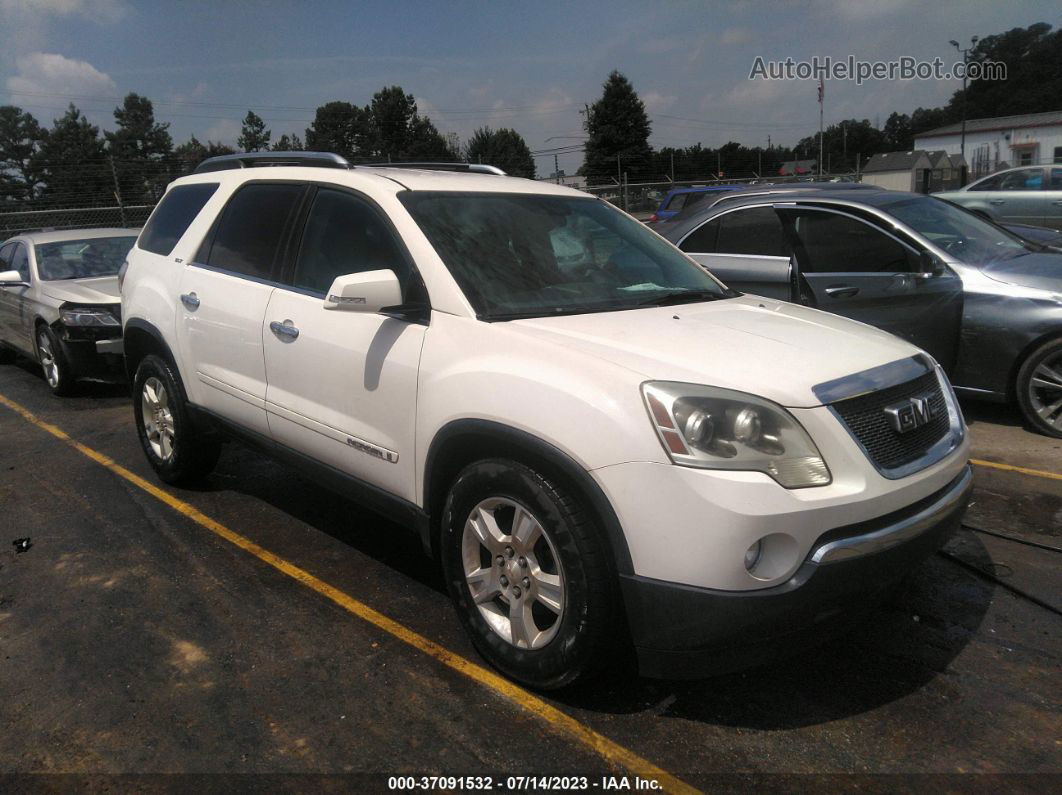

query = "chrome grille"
[831,371,950,472]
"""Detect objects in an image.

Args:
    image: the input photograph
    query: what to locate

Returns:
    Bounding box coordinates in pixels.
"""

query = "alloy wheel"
[37,330,60,388]
[141,376,176,460]
[461,497,565,650]
[1028,351,1062,432]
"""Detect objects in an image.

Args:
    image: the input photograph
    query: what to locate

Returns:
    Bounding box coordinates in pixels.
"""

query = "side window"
[664,193,688,213]
[139,183,219,256]
[291,188,408,295]
[1054,147,1062,164]
[205,183,305,281]
[11,244,30,281]
[786,210,917,273]
[1049,168,1062,190]
[690,207,789,257]
[0,243,13,272]
[998,168,1042,191]
[680,218,719,253]
[968,174,1001,191]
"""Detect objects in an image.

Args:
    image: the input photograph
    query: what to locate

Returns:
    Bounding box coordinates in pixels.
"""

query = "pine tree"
[464,127,535,177]
[34,105,110,208]
[305,101,371,161]
[238,110,271,152]
[105,93,173,202]
[580,71,653,184]
[0,105,44,203]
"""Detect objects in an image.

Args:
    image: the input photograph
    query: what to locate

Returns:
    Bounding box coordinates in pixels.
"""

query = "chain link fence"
[0,205,155,238]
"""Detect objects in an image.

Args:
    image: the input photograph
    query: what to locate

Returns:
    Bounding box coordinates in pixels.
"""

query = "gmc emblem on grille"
[883,393,937,434]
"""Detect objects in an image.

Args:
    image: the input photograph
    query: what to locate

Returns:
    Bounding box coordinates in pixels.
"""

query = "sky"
[1,0,1059,176]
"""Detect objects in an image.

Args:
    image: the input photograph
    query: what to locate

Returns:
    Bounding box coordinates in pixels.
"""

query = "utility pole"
[842,121,847,171]
[758,148,762,175]
[554,154,559,183]
[670,151,674,182]
[817,77,824,178]
[950,35,978,182]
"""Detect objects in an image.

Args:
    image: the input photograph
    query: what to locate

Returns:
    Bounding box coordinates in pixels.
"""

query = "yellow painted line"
[971,458,1062,482]
[0,392,698,794]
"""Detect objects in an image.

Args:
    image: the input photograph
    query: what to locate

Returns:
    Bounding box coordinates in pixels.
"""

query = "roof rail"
[364,162,507,176]
[193,151,352,174]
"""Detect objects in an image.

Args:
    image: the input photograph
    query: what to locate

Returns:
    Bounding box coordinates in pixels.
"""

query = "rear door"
[263,185,426,501]
[778,205,963,370]
[175,181,308,437]
[677,205,793,300]
[0,243,18,347]
[987,167,1047,225]
[1046,167,1062,230]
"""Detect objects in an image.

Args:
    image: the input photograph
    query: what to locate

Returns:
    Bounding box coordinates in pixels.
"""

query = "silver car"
[658,188,1062,437]
[935,165,1062,230]
[0,228,139,394]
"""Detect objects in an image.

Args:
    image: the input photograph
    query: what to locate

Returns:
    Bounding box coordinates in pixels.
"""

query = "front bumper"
[55,326,125,381]
[621,465,972,679]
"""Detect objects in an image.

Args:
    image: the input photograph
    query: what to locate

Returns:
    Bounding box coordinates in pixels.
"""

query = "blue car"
[647,185,742,224]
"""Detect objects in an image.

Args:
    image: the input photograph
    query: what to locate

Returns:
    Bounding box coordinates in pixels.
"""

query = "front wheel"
[1016,337,1062,438]
[440,459,616,690]
[36,326,75,395]
[133,354,222,484]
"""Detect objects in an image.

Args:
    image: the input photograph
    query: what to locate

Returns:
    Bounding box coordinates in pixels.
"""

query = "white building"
[914,110,1062,178]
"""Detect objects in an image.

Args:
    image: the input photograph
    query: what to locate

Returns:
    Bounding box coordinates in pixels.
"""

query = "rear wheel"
[133,354,222,483]
[440,459,616,690]
[36,326,75,395]
[1016,337,1062,438]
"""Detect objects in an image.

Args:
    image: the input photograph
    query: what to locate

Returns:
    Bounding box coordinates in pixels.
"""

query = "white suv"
[121,152,972,689]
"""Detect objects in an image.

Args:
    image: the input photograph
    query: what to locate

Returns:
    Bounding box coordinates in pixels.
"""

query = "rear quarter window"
[138,183,219,256]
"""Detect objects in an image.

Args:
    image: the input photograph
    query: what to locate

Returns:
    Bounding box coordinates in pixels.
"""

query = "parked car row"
[0,153,982,690]
[934,164,1062,230]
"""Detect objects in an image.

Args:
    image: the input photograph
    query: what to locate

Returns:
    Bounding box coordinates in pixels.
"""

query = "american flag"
[817,77,824,104]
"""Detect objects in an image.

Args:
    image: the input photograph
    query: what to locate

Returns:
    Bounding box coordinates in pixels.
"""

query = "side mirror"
[918,251,946,278]
[324,269,402,313]
[0,270,28,287]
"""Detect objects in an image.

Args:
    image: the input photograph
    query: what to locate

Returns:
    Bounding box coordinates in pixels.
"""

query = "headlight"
[642,381,832,488]
[59,306,120,327]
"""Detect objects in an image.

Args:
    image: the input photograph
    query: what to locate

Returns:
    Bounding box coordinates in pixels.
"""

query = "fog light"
[744,540,763,572]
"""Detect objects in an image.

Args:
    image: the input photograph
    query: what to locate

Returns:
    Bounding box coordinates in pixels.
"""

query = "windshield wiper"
[636,289,730,307]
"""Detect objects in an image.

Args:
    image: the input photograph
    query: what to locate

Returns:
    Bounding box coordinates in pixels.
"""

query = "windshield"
[881,196,1029,266]
[399,192,730,319]
[35,236,137,281]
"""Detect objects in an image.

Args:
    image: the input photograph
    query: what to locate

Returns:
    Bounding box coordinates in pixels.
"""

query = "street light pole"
[949,36,978,164]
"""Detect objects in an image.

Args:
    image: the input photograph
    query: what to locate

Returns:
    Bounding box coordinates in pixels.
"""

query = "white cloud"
[6,52,117,99]
[720,27,754,46]
[202,118,242,145]
[642,91,677,113]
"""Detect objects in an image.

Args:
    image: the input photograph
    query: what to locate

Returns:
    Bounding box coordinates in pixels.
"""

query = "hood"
[507,295,922,408]
[40,276,120,305]
[980,253,1062,293]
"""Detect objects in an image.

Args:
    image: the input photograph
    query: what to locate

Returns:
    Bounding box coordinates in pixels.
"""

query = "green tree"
[272,133,304,151]
[0,105,44,203]
[34,104,110,207]
[238,110,271,152]
[367,86,453,161]
[173,136,235,174]
[580,71,653,184]
[105,93,173,202]
[305,101,372,161]
[464,127,535,177]
[882,112,913,151]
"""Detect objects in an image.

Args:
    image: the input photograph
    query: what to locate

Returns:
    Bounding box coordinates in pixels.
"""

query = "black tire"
[1016,337,1062,438]
[440,458,616,690]
[0,345,15,364]
[132,354,222,484]
[35,325,76,396]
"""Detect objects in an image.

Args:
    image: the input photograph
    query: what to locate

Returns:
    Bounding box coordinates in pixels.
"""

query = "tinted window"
[664,193,688,212]
[205,183,305,280]
[1049,168,1062,190]
[11,244,30,281]
[998,168,1042,191]
[292,188,408,294]
[682,207,788,257]
[139,183,219,256]
[0,243,13,272]
[786,210,916,273]
[35,236,137,280]
[968,174,1001,191]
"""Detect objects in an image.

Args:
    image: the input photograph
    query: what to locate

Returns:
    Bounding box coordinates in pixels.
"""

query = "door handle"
[824,285,859,298]
[269,320,300,340]
[179,292,200,310]
[988,199,1006,205]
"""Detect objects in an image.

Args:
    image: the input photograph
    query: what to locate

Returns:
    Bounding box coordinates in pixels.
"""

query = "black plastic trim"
[424,419,634,574]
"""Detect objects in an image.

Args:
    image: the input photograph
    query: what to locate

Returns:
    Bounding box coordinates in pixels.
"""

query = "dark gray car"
[658,188,1062,437]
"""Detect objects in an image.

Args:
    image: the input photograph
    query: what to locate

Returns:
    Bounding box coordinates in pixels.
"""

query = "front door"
[778,206,964,372]
[175,181,307,437]
[263,186,426,502]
